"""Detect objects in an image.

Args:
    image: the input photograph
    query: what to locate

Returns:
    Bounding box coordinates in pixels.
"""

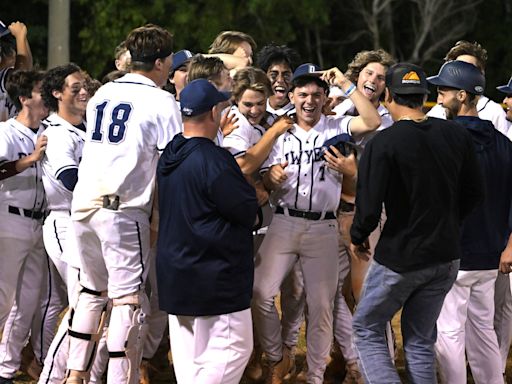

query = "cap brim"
[426,75,451,88]
[292,72,325,81]
[497,85,512,94]
[0,29,10,38]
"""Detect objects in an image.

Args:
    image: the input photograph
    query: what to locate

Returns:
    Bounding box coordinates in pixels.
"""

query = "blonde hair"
[232,67,271,102]
[208,31,256,54]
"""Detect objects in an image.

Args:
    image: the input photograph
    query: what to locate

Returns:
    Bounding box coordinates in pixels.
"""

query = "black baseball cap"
[497,76,512,94]
[427,60,485,95]
[180,79,231,117]
[386,63,428,95]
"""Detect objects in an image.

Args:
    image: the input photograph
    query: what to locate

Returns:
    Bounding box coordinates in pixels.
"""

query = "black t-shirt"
[351,117,484,272]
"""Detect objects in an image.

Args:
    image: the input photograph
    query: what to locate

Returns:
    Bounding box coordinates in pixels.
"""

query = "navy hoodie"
[455,116,512,270]
[156,133,258,316]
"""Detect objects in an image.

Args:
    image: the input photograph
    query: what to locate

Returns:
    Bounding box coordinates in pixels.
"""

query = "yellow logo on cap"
[402,71,421,84]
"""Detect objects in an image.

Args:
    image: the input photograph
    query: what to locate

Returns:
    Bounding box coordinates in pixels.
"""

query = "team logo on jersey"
[402,71,421,85]
[284,148,324,165]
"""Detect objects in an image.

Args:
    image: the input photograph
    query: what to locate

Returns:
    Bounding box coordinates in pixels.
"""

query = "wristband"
[343,83,356,97]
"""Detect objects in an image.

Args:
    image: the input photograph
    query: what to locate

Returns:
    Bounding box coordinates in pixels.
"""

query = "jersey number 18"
[91,101,133,143]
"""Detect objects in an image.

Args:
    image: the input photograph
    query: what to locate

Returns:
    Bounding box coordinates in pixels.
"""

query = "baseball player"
[0,70,48,384]
[0,20,33,122]
[168,49,193,103]
[64,24,181,384]
[252,63,380,384]
[430,61,512,384]
[427,41,510,137]
[36,63,108,384]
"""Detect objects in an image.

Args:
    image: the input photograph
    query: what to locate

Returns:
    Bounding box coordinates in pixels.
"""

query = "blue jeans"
[352,259,459,384]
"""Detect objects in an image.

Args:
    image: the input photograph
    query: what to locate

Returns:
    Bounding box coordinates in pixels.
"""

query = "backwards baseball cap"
[386,63,428,95]
[171,49,194,72]
[497,76,512,95]
[180,79,231,117]
[427,60,485,95]
[0,20,10,38]
[292,63,323,81]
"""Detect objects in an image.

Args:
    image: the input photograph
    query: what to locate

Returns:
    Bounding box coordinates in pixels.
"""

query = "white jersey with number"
[261,114,353,213]
[71,73,182,222]
[41,113,85,211]
[0,118,45,213]
[428,95,510,137]
[0,68,17,122]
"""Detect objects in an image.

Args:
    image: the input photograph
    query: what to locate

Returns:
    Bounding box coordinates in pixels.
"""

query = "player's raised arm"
[321,67,380,134]
[8,21,33,71]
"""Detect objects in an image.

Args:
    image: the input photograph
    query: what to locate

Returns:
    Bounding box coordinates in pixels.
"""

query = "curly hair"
[444,41,487,72]
[256,43,299,73]
[6,69,46,111]
[208,31,256,55]
[41,63,82,112]
[231,67,272,102]
[345,49,396,84]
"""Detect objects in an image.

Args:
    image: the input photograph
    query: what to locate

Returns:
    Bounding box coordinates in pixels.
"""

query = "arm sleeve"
[57,168,78,191]
[210,155,258,229]
[222,110,253,157]
[157,95,182,152]
[350,139,389,244]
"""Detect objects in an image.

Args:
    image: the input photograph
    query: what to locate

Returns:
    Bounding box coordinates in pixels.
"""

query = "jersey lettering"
[284,148,325,165]
[91,101,132,144]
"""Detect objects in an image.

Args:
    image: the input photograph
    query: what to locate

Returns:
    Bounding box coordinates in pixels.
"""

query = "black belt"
[8,205,44,220]
[275,206,336,220]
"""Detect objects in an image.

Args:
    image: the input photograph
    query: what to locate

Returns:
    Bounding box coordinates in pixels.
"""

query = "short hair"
[82,71,102,97]
[390,91,425,109]
[232,67,272,102]
[41,63,82,112]
[256,43,299,73]
[208,31,256,55]
[444,41,487,72]
[114,41,128,60]
[126,24,173,72]
[6,70,46,111]
[345,49,396,84]
[291,76,329,93]
[187,55,227,88]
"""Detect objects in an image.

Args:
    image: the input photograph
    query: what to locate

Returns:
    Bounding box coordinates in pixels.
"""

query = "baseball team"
[1,19,512,384]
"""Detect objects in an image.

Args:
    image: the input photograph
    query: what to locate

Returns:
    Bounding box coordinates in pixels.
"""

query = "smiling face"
[357,62,386,106]
[437,87,461,119]
[237,89,267,125]
[57,72,89,117]
[266,61,293,108]
[289,80,327,129]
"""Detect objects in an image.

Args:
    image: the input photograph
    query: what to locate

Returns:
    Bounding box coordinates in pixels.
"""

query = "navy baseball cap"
[180,79,231,117]
[171,49,194,72]
[427,60,485,95]
[386,63,428,95]
[292,63,323,81]
[0,20,10,38]
[497,76,512,94]
[322,133,361,159]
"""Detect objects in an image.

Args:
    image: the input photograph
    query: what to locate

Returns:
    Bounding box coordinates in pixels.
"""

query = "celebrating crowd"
[0,19,512,384]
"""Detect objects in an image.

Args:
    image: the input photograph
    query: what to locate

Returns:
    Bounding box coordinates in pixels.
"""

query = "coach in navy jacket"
[156,80,258,318]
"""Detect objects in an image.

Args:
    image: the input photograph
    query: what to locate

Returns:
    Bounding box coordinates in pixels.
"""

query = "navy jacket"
[455,116,512,270]
[156,134,258,316]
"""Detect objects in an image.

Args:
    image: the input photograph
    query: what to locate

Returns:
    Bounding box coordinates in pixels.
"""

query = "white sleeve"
[261,135,283,173]
[222,110,254,157]
[0,126,14,164]
[44,128,79,178]
[157,94,182,151]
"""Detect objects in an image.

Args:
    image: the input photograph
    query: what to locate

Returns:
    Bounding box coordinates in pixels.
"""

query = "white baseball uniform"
[66,73,181,384]
[252,114,353,384]
[0,118,47,381]
[38,113,108,384]
[0,68,16,122]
